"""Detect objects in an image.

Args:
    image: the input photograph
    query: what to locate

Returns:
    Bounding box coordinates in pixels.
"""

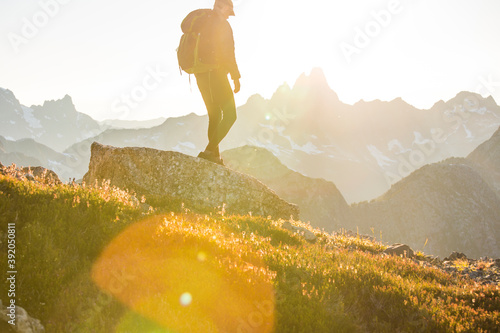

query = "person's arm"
[219,21,241,83]
[233,78,240,93]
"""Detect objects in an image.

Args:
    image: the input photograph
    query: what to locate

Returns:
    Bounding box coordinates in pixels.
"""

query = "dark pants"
[195,70,237,155]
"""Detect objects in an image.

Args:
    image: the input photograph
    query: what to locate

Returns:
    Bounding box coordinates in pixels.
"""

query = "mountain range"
[0,90,101,152]
[1,69,500,257]
[350,127,500,259]
[4,68,499,202]
[222,129,500,259]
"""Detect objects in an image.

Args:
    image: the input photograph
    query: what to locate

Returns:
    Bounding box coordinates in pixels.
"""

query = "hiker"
[180,0,241,165]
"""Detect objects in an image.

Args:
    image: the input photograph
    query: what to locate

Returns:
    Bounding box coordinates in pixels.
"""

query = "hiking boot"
[197,150,224,166]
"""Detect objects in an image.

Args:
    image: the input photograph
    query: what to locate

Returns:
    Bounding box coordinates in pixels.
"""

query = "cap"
[215,0,235,16]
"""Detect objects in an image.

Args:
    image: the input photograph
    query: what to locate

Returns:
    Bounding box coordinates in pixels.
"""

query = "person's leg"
[195,71,222,155]
[209,71,237,152]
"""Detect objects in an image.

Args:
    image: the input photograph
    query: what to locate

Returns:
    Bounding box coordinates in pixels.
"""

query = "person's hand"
[233,78,240,93]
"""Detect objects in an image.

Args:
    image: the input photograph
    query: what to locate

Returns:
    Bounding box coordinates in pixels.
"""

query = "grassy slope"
[0,173,499,332]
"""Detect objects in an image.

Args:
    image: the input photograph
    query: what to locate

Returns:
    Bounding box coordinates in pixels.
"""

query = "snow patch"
[294,141,323,154]
[172,141,196,152]
[462,124,473,139]
[258,123,285,136]
[283,136,323,155]
[246,138,283,156]
[469,107,487,115]
[178,141,195,149]
[21,106,42,129]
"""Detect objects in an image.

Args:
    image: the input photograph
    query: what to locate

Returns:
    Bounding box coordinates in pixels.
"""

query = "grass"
[1,172,499,332]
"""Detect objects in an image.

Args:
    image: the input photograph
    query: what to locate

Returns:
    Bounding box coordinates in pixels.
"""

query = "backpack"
[177,10,219,75]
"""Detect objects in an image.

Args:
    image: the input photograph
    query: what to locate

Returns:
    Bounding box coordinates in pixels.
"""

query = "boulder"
[282,221,317,242]
[383,243,415,258]
[445,252,468,261]
[0,300,45,333]
[83,142,299,219]
[0,163,61,184]
[21,166,61,184]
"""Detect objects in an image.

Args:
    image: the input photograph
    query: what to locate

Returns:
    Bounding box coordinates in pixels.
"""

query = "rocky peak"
[270,82,292,107]
[292,68,340,103]
[0,87,16,101]
[293,68,328,90]
[430,91,499,114]
[33,94,77,118]
[0,88,23,113]
[83,142,299,219]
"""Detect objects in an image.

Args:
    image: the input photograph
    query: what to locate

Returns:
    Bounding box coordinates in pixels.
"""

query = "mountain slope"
[222,145,349,231]
[1,171,499,332]
[350,162,500,259]
[467,126,500,196]
[0,88,41,141]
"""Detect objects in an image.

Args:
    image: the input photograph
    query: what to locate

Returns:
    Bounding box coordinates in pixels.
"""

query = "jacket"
[181,9,241,80]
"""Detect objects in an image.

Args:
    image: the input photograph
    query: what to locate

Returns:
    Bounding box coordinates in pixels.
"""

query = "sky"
[1,0,500,121]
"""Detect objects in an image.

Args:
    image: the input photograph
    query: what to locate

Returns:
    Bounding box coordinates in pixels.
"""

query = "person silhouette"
[181,0,240,165]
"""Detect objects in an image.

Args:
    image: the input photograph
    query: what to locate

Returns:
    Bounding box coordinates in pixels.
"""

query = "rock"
[338,229,376,242]
[0,164,61,184]
[21,166,61,185]
[282,221,317,242]
[445,252,467,261]
[383,243,415,258]
[424,255,441,264]
[0,300,45,333]
[83,142,299,219]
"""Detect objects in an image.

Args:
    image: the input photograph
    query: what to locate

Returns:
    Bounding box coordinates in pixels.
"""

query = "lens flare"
[180,292,192,307]
[197,251,207,262]
[91,215,275,332]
